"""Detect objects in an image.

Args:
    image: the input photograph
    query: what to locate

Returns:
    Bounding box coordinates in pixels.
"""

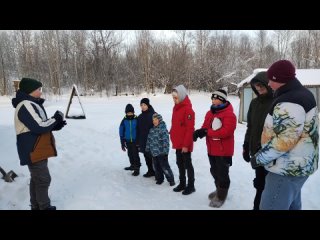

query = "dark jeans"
[126,142,141,170]
[153,155,174,183]
[176,150,194,186]
[253,166,268,210]
[144,152,154,173]
[208,155,232,189]
[27,159,51,210]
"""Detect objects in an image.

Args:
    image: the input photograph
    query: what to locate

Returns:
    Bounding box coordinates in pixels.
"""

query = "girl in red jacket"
[193,89,236,207]
[170,85,196,195]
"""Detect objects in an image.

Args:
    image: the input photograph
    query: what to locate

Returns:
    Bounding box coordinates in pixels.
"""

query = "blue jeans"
[260,172,308,210]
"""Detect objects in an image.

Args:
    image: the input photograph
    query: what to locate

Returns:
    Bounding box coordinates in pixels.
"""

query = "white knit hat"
[211,89,227,102]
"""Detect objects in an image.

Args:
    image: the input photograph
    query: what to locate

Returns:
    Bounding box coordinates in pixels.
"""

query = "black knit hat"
[19,78,43,94]
[125,104,134,113]
[140,98,150,107]
[211,89,227,103]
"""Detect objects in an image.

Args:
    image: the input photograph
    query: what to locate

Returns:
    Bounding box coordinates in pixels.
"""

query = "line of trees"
[1,30,320,96]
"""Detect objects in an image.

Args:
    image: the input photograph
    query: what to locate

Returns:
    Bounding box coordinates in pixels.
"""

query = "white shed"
[237,68,320,123]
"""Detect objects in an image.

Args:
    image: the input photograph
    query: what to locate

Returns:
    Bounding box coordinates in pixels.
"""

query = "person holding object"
[193,89,236,208]
[243,72,273,210]
[250,60,319,210]
[12,77,66,210]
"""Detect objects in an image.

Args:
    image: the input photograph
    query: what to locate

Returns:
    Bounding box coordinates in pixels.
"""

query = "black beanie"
[140,98,150,107]
[125,104,134,113]
[19,78,43,94]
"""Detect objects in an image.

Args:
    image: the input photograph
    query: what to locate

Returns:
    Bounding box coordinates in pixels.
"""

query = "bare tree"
[39,30,63,95]
[13,30,34,77]
[255,30,268,67]
[273,30,295,59]
[136,30,154,93]
[0,33,7,95]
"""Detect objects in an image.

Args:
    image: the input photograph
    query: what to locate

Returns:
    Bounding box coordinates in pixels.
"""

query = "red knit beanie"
[267,60,296,83]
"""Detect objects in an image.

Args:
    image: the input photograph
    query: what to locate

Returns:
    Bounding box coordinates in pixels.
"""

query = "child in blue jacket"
[119,104,141,176]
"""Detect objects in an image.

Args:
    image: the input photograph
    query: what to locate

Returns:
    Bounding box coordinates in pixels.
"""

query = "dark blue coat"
[137,105,155,153]
[119,115,138,143]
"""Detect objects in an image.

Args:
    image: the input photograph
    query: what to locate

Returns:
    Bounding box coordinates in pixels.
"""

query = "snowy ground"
[0,92,319,210]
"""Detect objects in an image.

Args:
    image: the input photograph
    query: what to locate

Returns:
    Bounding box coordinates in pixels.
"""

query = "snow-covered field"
[0,92,319,210]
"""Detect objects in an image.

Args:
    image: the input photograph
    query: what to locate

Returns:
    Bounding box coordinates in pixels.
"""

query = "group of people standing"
[11,59,318,210]
[119,84,237,207]
[119,86,195,194]
[119,59,319,210]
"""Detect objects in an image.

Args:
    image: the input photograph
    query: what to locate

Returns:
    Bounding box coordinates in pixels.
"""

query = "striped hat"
[211,89,227,102]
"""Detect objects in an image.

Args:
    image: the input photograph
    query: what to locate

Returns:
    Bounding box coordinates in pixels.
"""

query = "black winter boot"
[45,205,56,210]
[173,182,186,192]
[182,185,196,195]
[143,171,155,177]
[124,166,134,171]
[132,170,140,176]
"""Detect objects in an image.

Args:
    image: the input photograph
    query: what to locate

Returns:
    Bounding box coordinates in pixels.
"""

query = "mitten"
[121,139,127,151]
[53,110,64,123]
[198,128,207,138]
[52,120,67,131]
[193,130,199,142]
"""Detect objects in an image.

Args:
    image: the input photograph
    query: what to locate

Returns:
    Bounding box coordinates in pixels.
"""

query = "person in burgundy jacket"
[170,85,195,195]
[193,89,236,208]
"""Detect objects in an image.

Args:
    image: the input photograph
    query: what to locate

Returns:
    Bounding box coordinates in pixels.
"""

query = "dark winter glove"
[242,142,250,162]
[193,130,199,142]
[193,128,207,142]
[52,120,67,131]
[53,110,64,123]
[121,139,127,151]
[198,128,207,138]
[250,155,262,169]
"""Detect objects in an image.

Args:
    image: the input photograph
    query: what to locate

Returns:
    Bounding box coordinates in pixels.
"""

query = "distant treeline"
[1,30,319,96]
